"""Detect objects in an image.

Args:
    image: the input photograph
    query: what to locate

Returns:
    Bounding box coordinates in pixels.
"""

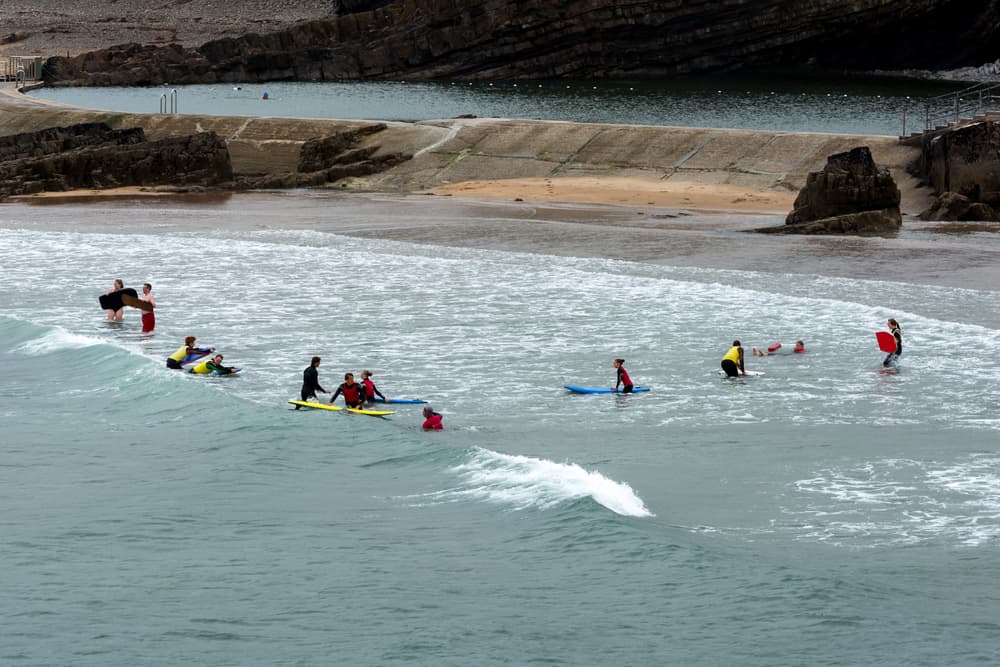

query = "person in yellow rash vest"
[721,340,746,377]
[191,354,237,375]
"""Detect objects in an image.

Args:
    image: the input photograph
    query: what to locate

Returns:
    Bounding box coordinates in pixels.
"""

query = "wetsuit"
[301,365,325,402]
[883,326,903,367]
[331,382,365,408]
[166,344,211,369]
[362,377,386,404]
[721,345,742,377]
[616,366,634,393]
[422,412,443,430]
[191,359,234,375]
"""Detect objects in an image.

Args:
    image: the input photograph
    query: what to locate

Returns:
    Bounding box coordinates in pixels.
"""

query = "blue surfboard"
[564,385,651,394]
[373,397,427,404]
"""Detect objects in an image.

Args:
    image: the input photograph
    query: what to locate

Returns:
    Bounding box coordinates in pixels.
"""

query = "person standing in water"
[330,373,365,409]
[296,356,330,408]
[360,369,387,405]
[883,319,903,367]
[140,283,156,333]
[721,340,746,377]
[613,358,634,393]
[104,278,125,321]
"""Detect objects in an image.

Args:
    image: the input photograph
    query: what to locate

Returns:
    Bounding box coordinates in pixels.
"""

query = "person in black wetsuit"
[883,319,903,367]
[331,373,365,409]
[296,356,330,409]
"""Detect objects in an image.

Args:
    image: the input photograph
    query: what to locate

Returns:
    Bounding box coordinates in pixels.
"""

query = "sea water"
[29,75,963,135]
[1,195,999,665]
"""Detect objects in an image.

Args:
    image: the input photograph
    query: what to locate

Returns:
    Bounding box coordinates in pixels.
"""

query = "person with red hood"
[330,372,365,409]
[422,406,443,430]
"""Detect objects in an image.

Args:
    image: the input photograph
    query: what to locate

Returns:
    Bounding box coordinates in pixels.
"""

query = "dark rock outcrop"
[236,123,410,189]
[0,124,233,199]
[919,192,1000,221]
[0,123,144,162]
[757,146,901,235]
[44,0,1000,87]
[910,120,1000,221]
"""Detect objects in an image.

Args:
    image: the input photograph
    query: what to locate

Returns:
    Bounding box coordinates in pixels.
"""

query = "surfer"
[422,406,443,430]
[613,358,634,393]
[360,369,387,404]
[104,278,125,321]
[752,340,805,356]
[330,373,365,409]
[883,319,902,367]
[166,336,214,369]
[721,340,746,377]
[191,354,237,375]
[140,283,156,333]
[296,356,330,408]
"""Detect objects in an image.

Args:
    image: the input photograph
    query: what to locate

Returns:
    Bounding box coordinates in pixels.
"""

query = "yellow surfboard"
[288,400,343,411]
[347,407,395,416]
[288,400,394,416]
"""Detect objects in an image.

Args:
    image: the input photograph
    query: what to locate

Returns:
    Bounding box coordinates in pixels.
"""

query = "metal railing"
[159,89,178,114]
[903,81,1000,138]
[0,56,42,83]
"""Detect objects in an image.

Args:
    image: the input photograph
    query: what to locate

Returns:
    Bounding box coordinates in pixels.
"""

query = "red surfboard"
[876,331,896,353]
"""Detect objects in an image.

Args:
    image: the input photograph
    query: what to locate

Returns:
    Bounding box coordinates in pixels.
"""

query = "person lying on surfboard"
[331,373,365,408]
[422,406,443,430]
[166,336,214,369]
[721,340,746,377]
[360,369,387,405]
[883,319,902,367]
[191,354,238,375]
[613,358,634,393]
[752,341,805,356]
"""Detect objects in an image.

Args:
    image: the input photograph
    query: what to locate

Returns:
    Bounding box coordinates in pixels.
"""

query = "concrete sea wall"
[0,85,925,211]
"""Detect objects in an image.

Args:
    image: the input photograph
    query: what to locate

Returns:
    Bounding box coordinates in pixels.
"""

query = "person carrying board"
[883,319,902,367]
[140,283,156,333]
[104,278,125,321]
[721,340,746,377]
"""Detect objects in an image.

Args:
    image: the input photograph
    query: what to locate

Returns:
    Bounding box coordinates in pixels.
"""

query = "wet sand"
[5,190,999,296]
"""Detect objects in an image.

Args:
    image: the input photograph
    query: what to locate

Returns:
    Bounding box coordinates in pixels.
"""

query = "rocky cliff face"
[44,0,1000,86]
[913,120,1000,221]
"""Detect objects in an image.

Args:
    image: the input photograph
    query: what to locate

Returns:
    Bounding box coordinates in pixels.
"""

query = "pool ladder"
[159,89,178,114]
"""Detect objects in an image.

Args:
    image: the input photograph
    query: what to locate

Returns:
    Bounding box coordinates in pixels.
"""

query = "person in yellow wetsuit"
[191,354,237,375]
[721,340,746,377]
[166,336,214,369]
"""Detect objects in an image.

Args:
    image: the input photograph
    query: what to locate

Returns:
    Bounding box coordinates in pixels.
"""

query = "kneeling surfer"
[721,340,746,377]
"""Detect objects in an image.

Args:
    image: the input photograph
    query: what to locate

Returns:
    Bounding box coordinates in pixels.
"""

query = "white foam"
[445,448,654,517]
[13,327,104,355]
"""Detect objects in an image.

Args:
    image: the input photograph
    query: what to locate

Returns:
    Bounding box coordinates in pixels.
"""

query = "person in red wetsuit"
[613,358,634,393]
[360,369,387,405]
[422,406,443,430]
[330,373,365,408]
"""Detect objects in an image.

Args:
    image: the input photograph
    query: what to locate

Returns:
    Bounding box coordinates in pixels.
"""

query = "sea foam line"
[11,327,104,355]
[441,448,654,517]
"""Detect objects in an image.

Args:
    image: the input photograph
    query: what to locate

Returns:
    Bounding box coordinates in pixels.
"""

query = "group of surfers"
[298,356,443,429]
[718,318,902,378]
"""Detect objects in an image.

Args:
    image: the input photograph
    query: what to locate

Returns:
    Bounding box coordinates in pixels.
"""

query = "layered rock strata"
[44,0,1000,87]
[0,123,233,199]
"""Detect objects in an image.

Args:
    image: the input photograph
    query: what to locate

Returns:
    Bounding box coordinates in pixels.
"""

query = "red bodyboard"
[876,331,896,353]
